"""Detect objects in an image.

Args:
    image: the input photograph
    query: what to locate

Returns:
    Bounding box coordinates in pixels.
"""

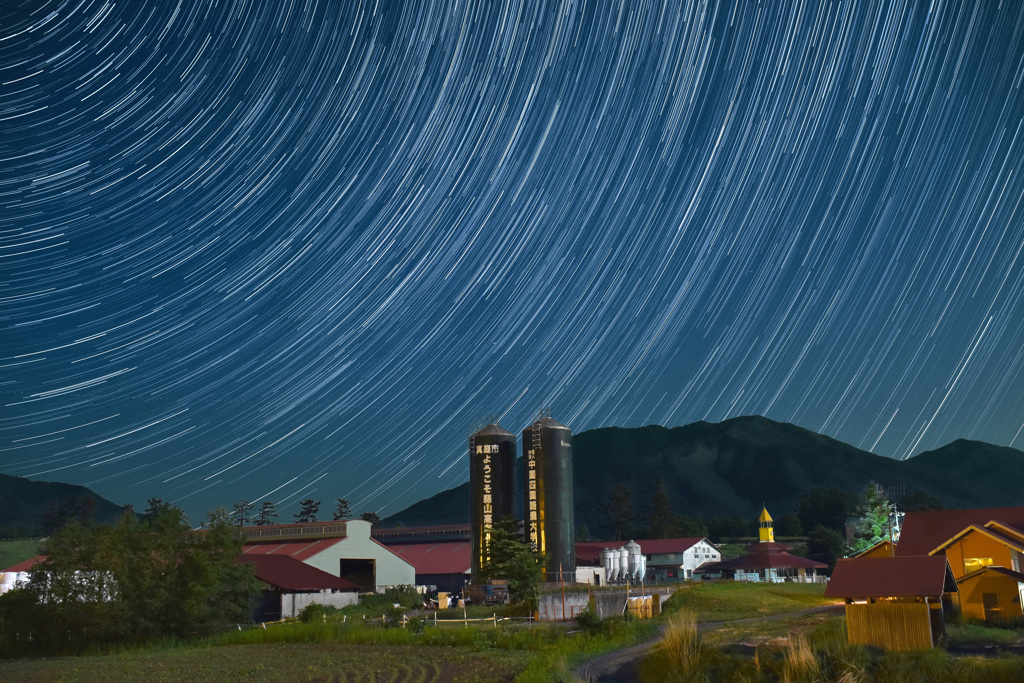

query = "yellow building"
[928,521,1024,621]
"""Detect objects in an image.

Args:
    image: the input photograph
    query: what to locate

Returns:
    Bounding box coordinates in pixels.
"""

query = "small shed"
[954,565,1024,622]
[240,554,360,621]
[826,556,958,651]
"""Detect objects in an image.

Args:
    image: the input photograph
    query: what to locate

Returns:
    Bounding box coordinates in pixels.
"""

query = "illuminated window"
[964,557,994,572]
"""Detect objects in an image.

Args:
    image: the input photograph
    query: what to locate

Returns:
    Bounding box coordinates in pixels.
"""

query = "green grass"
[0,538,42,570]
[661,581,836,622]
[0,643,532,682]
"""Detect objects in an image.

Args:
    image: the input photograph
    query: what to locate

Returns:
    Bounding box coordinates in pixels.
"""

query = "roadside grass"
[641,607,1024,683]
[661,581,836,622]
[947,620,1024,647]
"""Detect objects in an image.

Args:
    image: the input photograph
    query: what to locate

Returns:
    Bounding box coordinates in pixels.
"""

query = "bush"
[574,600,602,633]
[297,602,337,623]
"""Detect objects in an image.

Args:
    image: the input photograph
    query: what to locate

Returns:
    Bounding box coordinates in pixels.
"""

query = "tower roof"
[529,416,569,431]
[474,423,513,437]
[758,507,773,523]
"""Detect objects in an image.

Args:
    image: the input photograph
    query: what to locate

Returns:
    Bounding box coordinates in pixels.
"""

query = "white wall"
[305,520,416,588]
[280,590,359,619]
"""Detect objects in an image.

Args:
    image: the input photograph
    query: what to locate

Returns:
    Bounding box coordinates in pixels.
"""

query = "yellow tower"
[758,506,774,543]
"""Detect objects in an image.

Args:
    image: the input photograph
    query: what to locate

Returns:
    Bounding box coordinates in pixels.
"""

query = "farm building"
[576,538,722,583]
[240,554,360,620]
[386,542,471,594]
[825,556,958,651]
[241,519,415,591]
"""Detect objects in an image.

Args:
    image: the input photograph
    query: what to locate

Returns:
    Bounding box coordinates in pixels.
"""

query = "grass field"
[0,643,533,682]
[0,538,42,570]
[661,580,837,622]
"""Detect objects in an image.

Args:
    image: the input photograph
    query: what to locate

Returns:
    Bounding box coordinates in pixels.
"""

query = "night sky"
[3,1,1023,523]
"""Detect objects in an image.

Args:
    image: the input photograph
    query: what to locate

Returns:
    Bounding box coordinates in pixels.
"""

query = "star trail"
[3,1,1023,522]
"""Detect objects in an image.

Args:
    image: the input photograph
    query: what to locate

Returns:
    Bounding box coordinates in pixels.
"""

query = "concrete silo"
[470,423,517,581]
[522,415,575,583]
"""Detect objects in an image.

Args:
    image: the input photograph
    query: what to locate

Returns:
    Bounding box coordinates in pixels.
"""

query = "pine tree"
[646,478,677,538]
[360,511,381,524]
[597,483,637,540]
[479,516,544,609]
[231,499,254,527]
[333,498,352,520]
[254,500,278,526]
[294,498,321,523]
[847,483,895,555]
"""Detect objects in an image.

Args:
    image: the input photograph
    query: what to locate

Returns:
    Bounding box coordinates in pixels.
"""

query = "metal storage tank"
[522,415,575,583]
[469,422,517,582]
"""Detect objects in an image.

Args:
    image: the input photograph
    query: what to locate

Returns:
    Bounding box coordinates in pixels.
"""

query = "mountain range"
[3,416,1021,539]
[382,416,1024,536]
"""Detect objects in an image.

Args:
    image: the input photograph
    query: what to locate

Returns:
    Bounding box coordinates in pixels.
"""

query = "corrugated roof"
[242,537,345,561]
[239,554,360,591]
[897,507,1024,556]
[703,549,827,572]
[575,539,708,565]
[825,557,954,598]
[387,542,470,575]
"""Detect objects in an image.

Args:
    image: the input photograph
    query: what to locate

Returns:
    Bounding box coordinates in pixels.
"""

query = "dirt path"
[573,604,844,682]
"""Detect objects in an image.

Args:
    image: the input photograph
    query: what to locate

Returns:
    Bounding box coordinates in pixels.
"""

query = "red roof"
[3,555,46,572]
[239,555,360,592]
[387,543,470,575]
[702,546,826,572]
[575,538,707,565]
[241,537,345,561]
[825,557,955,599]
[897,507,1024,556]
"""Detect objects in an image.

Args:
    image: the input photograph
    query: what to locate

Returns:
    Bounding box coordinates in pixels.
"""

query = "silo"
[522,416,575,582]
[470,423,517,582]
[601,547,618,582]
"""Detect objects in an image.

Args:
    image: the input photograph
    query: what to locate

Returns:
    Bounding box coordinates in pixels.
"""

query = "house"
[825,556,958,650]
[576,538,722,583]
[696,507,826,582]
[241,519,415,591]
[897,506,1024,622]
[240,554,360,620]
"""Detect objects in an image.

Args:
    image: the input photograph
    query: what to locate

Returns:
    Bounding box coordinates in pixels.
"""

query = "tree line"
[227,497,381,526]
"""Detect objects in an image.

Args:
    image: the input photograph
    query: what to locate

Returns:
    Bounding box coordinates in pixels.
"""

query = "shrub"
[297,602,336,623]
[574,600,602,633]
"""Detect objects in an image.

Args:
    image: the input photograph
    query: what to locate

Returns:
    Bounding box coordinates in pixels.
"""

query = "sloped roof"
[825,557,956,599]
[700,548,826,572]
[929,524,1024,555]
[897,507,1024,556]
[575,538,708,565]
[956,565,1024,585]
[2,555,46,573]
[239,554,359,591]
[387,542,470,575]
[241,537,346,561]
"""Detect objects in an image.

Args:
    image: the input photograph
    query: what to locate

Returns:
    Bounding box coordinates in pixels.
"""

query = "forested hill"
[0,473,125,535]
[382,416,1024,536]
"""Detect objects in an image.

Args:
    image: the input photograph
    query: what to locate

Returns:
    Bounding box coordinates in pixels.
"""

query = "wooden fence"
[845,601,933,651]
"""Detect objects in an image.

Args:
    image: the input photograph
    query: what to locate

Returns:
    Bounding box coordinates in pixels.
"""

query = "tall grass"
[662,610,702,672]
[781,634,820,683]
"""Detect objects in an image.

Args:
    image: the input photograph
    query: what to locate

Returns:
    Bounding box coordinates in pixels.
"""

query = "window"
[964,557,994,572]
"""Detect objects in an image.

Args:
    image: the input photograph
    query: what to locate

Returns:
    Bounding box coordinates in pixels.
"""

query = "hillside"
[382,416,1023,535]
[0,473,126,535]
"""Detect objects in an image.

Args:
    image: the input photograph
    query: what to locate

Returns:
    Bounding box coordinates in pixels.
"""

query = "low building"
[240,554,360,620]
[825,556,958,650]
[241,519,415,591]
